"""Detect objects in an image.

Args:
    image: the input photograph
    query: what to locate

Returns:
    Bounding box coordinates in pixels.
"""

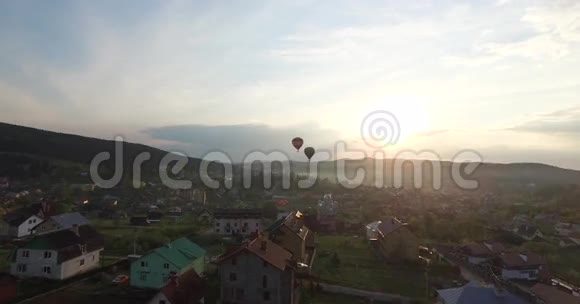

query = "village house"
[513,225,544,241]
[2,211,42,238]
[530,283,580,304]
[558,236,580,248]
[147,268,205,304]
[130,237,206,289]
[461,241,506,265]
[373,217,419,262]
[494,252,547,281]
[213,208,262,236]
[216,236,298,304]
[197,208,213,223]
[316,194,337,233]
[555,222,580,237]
[365,220,382,240]
[436,281,529,304]
[266,211,316,272]
[11,225,104,280]
[32,212,90,235]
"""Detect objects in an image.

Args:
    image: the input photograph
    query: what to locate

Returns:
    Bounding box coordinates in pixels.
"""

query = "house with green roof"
[130,237,206,289]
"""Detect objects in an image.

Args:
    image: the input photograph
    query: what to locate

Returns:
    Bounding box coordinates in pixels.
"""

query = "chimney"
[260,240,268,251]
[71,224,79,236]
[519,253,528,262]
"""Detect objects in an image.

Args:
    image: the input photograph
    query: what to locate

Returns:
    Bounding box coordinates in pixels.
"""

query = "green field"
[313,235,428,298]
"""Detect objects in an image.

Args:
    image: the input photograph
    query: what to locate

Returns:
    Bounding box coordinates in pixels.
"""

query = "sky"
[1,0,580,168]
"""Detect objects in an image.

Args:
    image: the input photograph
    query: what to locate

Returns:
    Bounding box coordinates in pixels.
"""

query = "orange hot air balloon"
[304,147,315,161]
[291,137,304,151]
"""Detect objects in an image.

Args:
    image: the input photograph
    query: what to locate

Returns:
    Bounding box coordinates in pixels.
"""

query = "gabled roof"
[437,282,529,304]
[142,238,206,270]
[531,283,580,304]
[377,217,406,236]
[20,225,104,263]
[48,212,90,229]
[463,242,505,257]
[498,252,546,268]
[516,225,541,238]
[161,268,205,304]
[3,211,39,226]
[217,237,292,271]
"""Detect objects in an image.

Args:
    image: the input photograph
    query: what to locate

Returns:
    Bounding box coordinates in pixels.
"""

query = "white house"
[3,212,43,238]
[213,208,262,236]
[496,252,546,281]
[365,221,382,240]
[11,225,104,280]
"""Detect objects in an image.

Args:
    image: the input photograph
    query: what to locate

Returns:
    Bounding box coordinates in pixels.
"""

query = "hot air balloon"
[304,147,315,161]
[291,137,304,151]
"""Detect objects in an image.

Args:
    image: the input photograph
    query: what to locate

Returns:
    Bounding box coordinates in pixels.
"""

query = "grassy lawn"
[313,235,427,298]
[549,247,580,285]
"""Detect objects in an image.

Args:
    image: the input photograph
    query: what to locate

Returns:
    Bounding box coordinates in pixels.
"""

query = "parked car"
[112,275,129,284]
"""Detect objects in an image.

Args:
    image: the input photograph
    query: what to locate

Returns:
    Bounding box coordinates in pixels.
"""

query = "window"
[141,261,148,267]
[22,250,29,258]
[216,228,220,233]
[263,291,270,301]
[232,257,237,266]
[216,222,220,227]
[17,264,27,272]
[262,275,268,288]
[229,272,237,281]
[79,259,85,266]
[44,251,52,259]
[92,255,95,261]
[42,266,51,274]
[234,223,238,227]
[140,273,147,281]
[163,263,170,269]
[28,219,32,224]
[244,222,248,227]
[33,219,37,223]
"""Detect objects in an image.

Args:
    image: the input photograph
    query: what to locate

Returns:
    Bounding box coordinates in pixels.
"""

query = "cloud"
[142,123,340,161]
[509,106,580,134]
[445,1,580,66]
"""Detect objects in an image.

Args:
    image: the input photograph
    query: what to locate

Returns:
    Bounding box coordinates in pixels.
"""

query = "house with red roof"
[216,235,299,304]
[147,268,205,304]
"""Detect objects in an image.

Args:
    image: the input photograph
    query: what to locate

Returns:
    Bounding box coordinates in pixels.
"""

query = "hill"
[0,122,205,182]
[1,122,580,189]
